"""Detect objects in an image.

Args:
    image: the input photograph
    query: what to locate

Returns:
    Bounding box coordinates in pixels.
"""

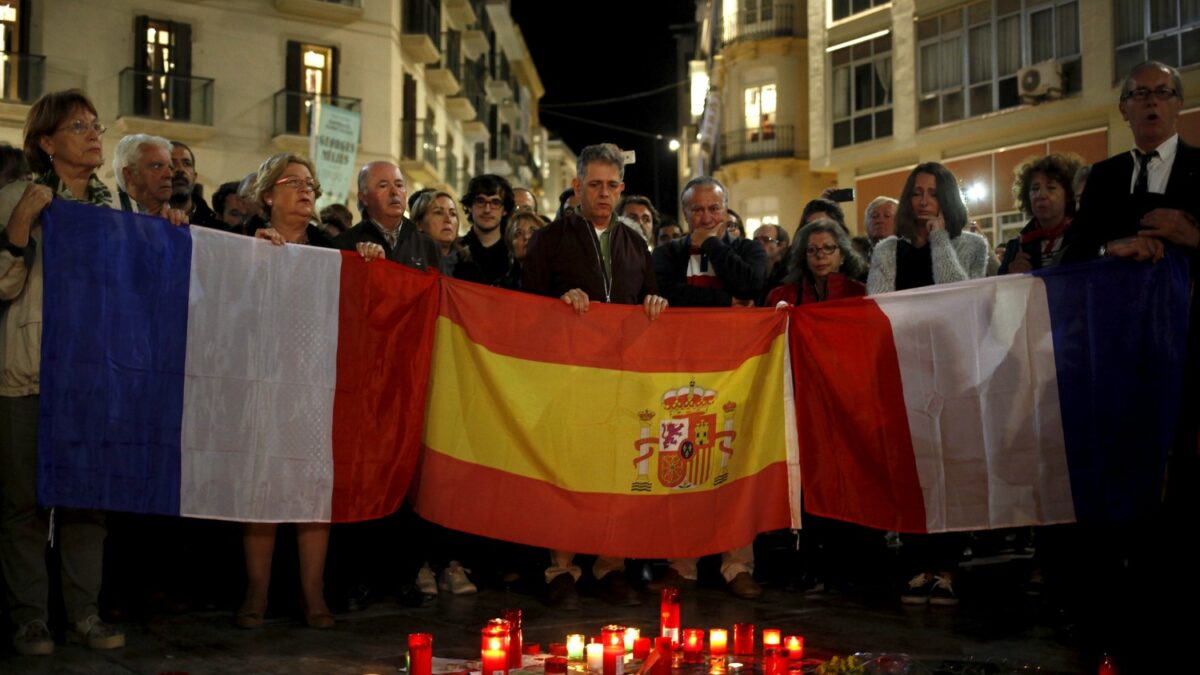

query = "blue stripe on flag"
[1037,252,1190,522]
[38,200,192,516]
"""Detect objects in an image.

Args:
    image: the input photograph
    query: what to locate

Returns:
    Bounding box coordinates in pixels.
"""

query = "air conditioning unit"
[1018,61,1063,102]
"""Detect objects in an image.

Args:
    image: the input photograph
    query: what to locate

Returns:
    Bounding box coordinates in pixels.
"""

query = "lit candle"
[603,643,625,675]
[623,628,639,654]
[408,633,433,675]
[601,625,625,649]
[587,643,604,673]
[660,589,680,644]
[783,636,803,661]
[709,629,728,657]
[633,637,651,660]
[505,609,524,670]
[732,624,754,657]
[682,629,704,664]
[567,635,585,662]
[762,629,780,648]
[482,621,511,675]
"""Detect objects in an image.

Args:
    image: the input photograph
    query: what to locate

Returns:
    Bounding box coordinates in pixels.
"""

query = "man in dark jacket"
[335,161,440,272]
[168,140,228,231]
[649,176,765,600]
[522,143,668,609]
[456,174,514,284]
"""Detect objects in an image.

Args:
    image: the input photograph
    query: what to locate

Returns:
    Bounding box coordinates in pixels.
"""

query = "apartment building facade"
[0,0,566,222]
[685,0,1200,244]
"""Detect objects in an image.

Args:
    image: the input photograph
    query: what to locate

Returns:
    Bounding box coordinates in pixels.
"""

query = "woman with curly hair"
[766,218,867,305]
[999,153,1083,274]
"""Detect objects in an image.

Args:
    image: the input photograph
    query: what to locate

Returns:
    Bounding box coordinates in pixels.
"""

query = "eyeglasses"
[806,244,840,258]
[1121,87,1180,102]
[473,196,505,210]
[754,236,778,244]
[56,120,107,136]
[687,205,726,218]
[274,176,318,192]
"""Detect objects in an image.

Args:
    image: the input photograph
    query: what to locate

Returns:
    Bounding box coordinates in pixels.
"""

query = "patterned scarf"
[33,171,113,207]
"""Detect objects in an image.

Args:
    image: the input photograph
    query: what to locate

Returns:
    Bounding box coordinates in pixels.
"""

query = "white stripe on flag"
[874,275,1076,532]
[180,228,341,522]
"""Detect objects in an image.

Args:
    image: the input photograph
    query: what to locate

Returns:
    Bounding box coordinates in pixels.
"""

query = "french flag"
[789,254,1190,533]
[37,200,439,523]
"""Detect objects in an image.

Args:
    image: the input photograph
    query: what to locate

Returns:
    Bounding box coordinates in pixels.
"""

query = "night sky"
[510,1,698,216]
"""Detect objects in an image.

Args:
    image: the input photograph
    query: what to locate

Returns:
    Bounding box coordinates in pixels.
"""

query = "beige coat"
[0,180,43,397]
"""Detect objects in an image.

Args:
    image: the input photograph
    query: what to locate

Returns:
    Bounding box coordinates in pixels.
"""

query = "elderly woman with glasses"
[766,218,867,306]
[0,89,127,656]
[239,153,382,632]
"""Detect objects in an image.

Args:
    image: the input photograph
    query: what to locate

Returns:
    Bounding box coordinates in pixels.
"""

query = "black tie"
[1134,149,1158,195]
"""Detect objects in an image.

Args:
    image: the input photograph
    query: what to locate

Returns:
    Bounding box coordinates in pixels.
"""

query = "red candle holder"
[601,625,626,649]
[409,633,433,675]
[763,647,783,675]
[504,610,523,669]
[481,620,511,675]
[660,589,680,644]
[732,623,754,656]
[681,629,704,664]
[550,643,568,658]
[651,637,673,675]
[545,656,568,675]
[603,643,625,675]
[783,636,803,661]
[709,628,728,657]
[762,629,781,648]
[633,637,652,660]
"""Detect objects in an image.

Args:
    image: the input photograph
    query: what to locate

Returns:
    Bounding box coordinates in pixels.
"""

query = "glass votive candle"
[709,629,728,657]
[504,610,524,669]
[623,627,639,654]
[763,647,782,675]
[408,633,433,675]
[603,643,625,675]
[545,656,568,675]
[651,637,673,675]
[567,635,585,661]
[762,629,781,648]
[633,637,652,660]
[482,620,511,675]
[784,636,803,661]
[550,643,568,658]
[601,625,625,649]
[587,643,604,673]
[660,588,680,644]
[732,623,754,656]
[681,629,704,664]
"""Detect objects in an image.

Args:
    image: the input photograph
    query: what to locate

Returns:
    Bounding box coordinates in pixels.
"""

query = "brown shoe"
[727,572,762,599]
[645,568,698,593]
[234,609,264,629]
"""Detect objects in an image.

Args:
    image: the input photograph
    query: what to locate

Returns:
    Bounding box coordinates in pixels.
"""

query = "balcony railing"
[0,52,45,104]
[463,58,488,119]
[400,118,438,167]
[443,153,458,187]
[439,31,463,80]
[272,89,362,136]
[721,2,796,46]
[404,0,441,45]
[719,125,795,164]
[119,68,214,125]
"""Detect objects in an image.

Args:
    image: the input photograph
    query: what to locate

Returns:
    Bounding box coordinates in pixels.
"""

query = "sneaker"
[645,568,697,593]
[544,572,581,610]
[727,572,762,599]
[901,573,933,605]
[417,563,439,596]
[930,573,959,606]
[68,615,125,650]
[439,562,478,595]
[12,620,54,656]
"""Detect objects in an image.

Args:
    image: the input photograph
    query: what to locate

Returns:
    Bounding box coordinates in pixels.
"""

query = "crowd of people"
[0,59,1197,665]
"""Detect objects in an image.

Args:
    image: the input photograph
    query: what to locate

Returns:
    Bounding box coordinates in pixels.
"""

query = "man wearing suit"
[1065,60,1199,261]
[1058,60,1198,669]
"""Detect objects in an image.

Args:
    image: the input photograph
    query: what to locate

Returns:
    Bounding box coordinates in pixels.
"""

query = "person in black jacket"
[168,140,228,231]
[456,174,515,284]
[334,161,440,272]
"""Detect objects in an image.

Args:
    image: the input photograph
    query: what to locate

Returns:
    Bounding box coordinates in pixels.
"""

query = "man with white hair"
[112,134,174,216]
[334,161,440,271]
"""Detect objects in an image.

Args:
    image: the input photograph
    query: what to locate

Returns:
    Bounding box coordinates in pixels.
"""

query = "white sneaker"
[13,620,54,656]
[439,561,478,595]
[68,615,125,650]
[416,563,438,596]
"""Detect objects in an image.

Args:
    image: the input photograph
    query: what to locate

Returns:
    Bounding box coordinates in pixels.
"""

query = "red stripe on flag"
[412,447,792,559]
[440,277,785,372]
[789,299,928,532]
[330,256,440,522]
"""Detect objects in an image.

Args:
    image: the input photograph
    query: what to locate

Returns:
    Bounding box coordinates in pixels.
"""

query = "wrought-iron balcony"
[272,89,361,137]
[118,68,214,125]
[721,2,797,47]
[719,124,795,164]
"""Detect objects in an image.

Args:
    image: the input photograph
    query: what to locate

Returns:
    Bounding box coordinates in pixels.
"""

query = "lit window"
[743,84,777,141]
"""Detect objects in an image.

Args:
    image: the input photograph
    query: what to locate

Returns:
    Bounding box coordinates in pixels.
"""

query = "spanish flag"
[412,278,800,559]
